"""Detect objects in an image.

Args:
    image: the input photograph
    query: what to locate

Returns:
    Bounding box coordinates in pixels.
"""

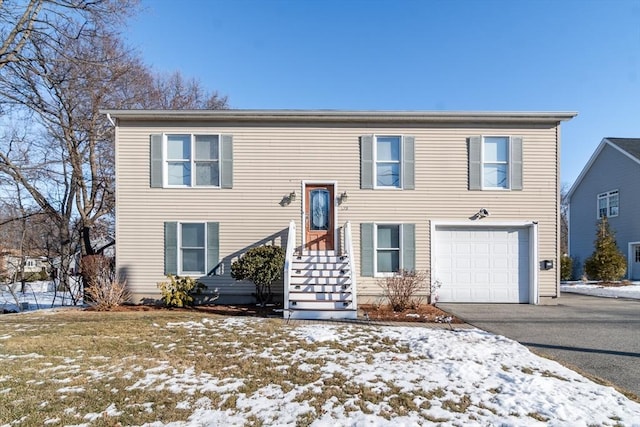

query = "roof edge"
[101,109,577,123]
[567,137,640,200]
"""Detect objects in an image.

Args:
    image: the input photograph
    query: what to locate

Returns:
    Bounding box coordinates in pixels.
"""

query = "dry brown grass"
[1,309,460,425]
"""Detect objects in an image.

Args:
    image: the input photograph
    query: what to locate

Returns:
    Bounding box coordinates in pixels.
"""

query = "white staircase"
[283,222,358,320]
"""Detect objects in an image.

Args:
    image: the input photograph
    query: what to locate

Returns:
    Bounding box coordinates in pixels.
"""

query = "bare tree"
[0,1,229,297]
[0,0,138,72]
[150,71,228,110]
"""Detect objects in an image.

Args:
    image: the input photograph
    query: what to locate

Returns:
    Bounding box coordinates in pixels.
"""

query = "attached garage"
[433,223,537,303]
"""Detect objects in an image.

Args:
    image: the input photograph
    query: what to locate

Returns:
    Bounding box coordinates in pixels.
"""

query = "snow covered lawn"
[561,281,640,300]
[1,311,639,426]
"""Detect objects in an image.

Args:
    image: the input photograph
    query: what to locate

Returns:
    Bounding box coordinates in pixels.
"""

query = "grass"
[2,310,457,425]
[0,309,635,425]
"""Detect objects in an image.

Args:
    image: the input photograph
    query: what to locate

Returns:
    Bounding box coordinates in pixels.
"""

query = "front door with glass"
[304,184,334,251]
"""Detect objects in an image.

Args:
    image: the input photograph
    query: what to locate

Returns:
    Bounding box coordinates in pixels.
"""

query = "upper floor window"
[597,190,619,218]
[483,137,509,189]
[469,135,523,191]
[360,135,415,190]
[150,133,233,189]
[375,136,402,188]
[166,134,219,187]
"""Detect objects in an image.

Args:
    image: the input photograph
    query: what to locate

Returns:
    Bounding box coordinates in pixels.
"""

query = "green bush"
[157,274,206,308]
[231,245,285,306]
[560,254,573,281]
[584,217,627,282]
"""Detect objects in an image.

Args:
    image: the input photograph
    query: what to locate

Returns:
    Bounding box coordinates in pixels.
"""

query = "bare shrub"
[81,255,128,310]
[376,269,427,311]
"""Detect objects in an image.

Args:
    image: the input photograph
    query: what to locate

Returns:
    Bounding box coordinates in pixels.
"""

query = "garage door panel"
[436,226,530,303]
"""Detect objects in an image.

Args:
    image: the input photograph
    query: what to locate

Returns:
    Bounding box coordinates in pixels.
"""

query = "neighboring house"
[105,110,575,319]
[0,248,49,281]
[567,138,640,280]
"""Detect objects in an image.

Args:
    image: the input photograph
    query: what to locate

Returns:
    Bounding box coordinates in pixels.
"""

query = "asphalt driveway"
[438,293,640,398]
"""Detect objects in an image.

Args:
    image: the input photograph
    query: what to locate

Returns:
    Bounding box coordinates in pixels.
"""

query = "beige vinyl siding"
[115,120,560,303]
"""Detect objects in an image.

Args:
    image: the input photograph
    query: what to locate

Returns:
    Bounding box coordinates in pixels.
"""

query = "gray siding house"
[567,138,640,280]
[105,110,575,319]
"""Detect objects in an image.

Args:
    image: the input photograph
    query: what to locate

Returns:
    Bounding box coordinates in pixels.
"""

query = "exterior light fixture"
[339,191,348,204]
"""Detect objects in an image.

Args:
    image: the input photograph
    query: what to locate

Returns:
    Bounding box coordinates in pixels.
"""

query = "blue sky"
[125,0,640,187]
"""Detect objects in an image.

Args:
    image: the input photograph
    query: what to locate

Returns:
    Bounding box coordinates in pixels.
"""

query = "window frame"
[178,221,207,275]
[597,190,619,219]
[164,133,221,188]
[373,135,403,189]
[374,223,403,276]
[481,136,511,190]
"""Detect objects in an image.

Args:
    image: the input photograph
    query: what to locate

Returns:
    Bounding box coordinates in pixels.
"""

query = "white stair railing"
[283,220,296,313]
[343,221,357,309]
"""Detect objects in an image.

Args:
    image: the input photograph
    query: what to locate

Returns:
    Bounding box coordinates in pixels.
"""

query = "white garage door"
[435,226,530,303]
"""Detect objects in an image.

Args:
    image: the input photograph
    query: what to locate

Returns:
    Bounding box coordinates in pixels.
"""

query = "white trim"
[177,221,207,276]
[481,135,511,190]
[627,241,640,280]
[163,133,222,188]
[596,189,619,219]
[430,220,539,304]
[567,138,640,200]
[103,109,578,124]
[301,180,339,251]
[373,223,403,277]
[607,140,640,167]
[530,222,539,304]
[373,135,403,189]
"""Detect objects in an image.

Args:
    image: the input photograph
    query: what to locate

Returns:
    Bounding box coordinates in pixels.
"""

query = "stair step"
[288,300,354,310]
[300,250,337,256]
[290,276,352,286]
[289,284,351,293]
[291,261,349,270]
[289,291,351,300]
[295,255,346,263]
[291,270,348,278]
[285,309,357,320]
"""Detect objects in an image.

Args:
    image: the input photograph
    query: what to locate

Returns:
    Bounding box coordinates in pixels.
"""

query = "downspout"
[106,113,115,127]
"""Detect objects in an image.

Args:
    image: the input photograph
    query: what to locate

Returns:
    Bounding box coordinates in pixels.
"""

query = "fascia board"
[100,109,577,125]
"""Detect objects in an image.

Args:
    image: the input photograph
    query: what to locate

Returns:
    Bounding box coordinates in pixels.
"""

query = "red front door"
[304,184,334,251]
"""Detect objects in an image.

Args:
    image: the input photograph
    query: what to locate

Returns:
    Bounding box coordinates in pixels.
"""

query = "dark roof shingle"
[606,138,640,161]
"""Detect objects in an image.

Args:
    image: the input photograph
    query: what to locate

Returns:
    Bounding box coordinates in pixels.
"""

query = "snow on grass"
[561,281,640,299]
[22,317,638,426]
[2,309,640,425]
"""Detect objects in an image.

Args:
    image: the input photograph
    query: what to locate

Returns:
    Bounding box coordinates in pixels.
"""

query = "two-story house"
[105,110,575,319]
[567,138,640,280]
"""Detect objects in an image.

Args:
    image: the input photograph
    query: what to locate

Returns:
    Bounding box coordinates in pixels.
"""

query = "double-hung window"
[376,224,401,273]
[164,222,220,276]
[469,135,523,191]
[375,136,402,188]
[179,223,206,274]
[360,223,415,277]
[597,190,619,218]
[360,135,415,190]
[483,136,509,189]
[166,134,220,187]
